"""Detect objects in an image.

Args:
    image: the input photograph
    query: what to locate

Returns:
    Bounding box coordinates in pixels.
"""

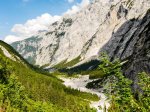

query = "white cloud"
[80,0,90,8]
[11,13,60,37]
[4,0,90,43]
[4,35,22,43]
[67,0,74,3]
[64,5,80,15]
[64,0,90,15]
[4,13,61,43]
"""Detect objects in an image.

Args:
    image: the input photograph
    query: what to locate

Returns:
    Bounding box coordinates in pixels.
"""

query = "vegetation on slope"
[0,50,65,112]
[57,59,101,79]
[80,69,104,79]
[53,56,81,69]
[98,54,150,112]
[0,41,99,112]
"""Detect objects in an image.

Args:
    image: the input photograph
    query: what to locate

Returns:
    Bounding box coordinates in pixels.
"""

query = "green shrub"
[137,72,150,111]
[98,54,150,112]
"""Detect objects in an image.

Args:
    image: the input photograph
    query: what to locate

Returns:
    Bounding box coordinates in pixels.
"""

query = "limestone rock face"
[11,0,150,77]
[101,10,150,91]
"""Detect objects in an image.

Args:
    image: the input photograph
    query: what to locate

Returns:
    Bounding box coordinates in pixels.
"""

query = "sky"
[0,0,90,43]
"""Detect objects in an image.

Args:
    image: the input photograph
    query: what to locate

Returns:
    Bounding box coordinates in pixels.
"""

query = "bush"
[98,54,150,112]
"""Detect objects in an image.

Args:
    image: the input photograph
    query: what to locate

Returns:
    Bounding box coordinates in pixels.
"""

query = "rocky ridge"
[11,0,150,77]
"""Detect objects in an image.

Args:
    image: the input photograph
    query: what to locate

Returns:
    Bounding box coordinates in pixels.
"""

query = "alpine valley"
[0,0,150,112]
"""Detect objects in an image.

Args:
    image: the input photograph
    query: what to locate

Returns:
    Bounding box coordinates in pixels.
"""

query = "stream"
[59,75,109,112]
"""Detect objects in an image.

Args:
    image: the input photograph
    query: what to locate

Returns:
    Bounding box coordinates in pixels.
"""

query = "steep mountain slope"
[10,0,119,66]
[11,0,150,75]
[101,9,150,81]
[0,40,99,112]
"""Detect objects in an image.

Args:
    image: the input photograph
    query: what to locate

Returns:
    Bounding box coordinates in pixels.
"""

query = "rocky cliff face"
[97,1,150,77]
[101,9,150,84]
[11,0,150,78]
[121,10,150,79]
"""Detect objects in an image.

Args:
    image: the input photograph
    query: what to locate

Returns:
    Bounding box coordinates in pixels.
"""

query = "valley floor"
[59,75,110,112]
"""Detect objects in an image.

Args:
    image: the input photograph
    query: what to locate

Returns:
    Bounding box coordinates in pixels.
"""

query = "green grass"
[53,60,67,69]
[40,63,50,68]
[63,56,81,67]
[80,69,105,79]
[53,56,81,69]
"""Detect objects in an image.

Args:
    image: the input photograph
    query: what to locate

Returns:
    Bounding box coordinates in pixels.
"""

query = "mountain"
[1,39,150,111]
[0,40,99,112]
[11,0,150,76]
[2,0,150,111]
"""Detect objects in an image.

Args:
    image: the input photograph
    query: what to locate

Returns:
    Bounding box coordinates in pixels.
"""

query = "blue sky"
[0,0,87,43]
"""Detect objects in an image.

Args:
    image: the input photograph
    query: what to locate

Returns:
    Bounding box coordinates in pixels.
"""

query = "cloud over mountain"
[4,0,90,43]
[64,0,90,15]
[4,13,60,43]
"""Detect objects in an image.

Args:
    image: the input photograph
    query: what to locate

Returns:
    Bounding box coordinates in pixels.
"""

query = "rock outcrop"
[101,8,150,81]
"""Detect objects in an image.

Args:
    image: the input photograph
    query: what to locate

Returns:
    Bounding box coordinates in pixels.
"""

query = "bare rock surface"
[11,0,150,77]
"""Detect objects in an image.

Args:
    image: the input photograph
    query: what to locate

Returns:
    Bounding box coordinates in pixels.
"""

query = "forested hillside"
[0,41,99,112]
